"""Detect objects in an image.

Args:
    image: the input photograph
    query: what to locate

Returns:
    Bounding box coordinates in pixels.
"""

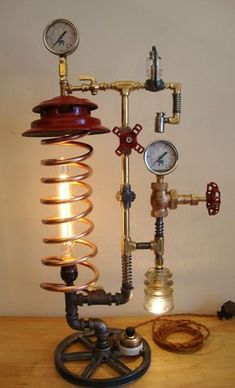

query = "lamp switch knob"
[125,327,136,338]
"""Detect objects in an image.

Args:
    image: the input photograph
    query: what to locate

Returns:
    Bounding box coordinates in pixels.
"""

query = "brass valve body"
[150,181,206,217]
[151,181,169,218]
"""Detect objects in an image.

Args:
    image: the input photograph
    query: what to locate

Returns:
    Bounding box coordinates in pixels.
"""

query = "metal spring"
[122,255,133,286]
[155,218,164,238]
[172,93,181,114]
[40,132,99,293]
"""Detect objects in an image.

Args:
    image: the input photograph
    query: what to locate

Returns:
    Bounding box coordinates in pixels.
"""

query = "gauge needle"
[151,151,167,168]
[52,30,67,47]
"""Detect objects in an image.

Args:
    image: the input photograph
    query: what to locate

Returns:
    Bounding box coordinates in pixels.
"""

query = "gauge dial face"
[43,19,79,56]
[144,140,179,175]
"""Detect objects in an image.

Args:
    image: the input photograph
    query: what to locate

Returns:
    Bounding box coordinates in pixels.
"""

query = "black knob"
[125,327,136,337]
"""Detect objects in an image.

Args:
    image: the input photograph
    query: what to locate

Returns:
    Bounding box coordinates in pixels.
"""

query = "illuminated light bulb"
[57,164,75,259]
[143,267,174,314]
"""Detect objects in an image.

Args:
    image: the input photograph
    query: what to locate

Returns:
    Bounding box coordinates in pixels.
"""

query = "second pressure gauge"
[43,19,79,56]
[144,140,179,175]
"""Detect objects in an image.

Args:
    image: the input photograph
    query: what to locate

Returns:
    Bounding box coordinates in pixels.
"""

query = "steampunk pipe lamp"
[22,19,221,387]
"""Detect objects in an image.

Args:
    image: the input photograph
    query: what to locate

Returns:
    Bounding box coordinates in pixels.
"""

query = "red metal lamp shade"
[22,95,110,137]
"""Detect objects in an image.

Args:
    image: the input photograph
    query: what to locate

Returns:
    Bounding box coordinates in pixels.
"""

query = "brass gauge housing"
[144,140,179,175]
[43,19,79,56]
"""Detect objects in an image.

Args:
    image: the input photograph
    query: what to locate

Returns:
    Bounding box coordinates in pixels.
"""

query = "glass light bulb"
[143,267,174,314]
[57,164,75,259]
[58,174,73,238]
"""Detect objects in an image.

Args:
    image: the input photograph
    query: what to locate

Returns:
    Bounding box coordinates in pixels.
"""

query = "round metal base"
[54,328,151,387]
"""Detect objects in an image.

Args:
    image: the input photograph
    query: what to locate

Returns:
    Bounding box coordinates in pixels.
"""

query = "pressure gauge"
[144,140,179,175]
[43,19,79,56]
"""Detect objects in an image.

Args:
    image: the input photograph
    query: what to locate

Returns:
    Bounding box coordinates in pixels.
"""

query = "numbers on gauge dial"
[43,19,79,55]
[144,140,179,175]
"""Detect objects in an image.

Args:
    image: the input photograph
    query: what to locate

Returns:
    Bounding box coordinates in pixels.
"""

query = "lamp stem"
[120,91,133,290]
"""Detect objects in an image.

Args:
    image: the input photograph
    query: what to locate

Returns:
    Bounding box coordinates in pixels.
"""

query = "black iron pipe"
[76,284,132,306]
[135,242,152,250]
[61,262,132,309]
[64,292,109,345]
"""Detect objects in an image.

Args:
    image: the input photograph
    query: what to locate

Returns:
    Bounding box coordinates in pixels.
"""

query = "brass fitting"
[164,81,181,94]
[150,181,169,218]
[169,189,178,209]
[66,76,145,96]
[151,237,164,256]
[168,112,180,125]
[169,190,206,209]
[150,180,206,217]
[59,56,69,96]
[164,81,181,125]
[177,194,206,206]
[122,237,136,255]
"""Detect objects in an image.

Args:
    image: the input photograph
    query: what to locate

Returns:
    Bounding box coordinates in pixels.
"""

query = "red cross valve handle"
[113,124,144,156]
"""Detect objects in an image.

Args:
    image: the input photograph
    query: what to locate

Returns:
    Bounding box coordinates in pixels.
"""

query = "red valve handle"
[206,182,221,216]
[112,124,144,156]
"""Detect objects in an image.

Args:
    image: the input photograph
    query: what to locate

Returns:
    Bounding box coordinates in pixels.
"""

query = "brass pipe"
[121,92,129,127]
[66,78,145,95]
[164,81,181,94]
[177,194,206,206]
[59,56,69,96]
[121,153,129,184]
[121,163,130,242]
[121,91,131,256]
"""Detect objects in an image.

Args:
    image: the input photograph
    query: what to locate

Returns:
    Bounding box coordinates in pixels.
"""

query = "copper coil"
[40,133,99,292]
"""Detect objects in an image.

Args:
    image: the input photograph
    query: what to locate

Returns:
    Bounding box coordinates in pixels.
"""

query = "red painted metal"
[206,182,221,215]
[22,95,110,137]
[112,124,144,156]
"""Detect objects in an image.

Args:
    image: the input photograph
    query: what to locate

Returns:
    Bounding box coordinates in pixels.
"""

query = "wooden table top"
[0,315,234,387]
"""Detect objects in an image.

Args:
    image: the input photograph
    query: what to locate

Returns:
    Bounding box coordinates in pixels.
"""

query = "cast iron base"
[54,328,151,387]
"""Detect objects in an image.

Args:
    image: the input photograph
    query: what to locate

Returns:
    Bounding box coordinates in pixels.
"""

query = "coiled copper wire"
[40,132,99,292]
[152,317,210,352]
[134,314,211,353]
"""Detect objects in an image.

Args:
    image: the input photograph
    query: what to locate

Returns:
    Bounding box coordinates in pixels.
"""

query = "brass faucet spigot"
[78,75,99,95]
[151,180,221,217]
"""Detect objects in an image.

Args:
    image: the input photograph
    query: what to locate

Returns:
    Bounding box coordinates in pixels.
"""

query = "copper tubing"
[40,133,99,292]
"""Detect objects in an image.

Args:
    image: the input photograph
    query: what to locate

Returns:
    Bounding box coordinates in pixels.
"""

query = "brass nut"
[151,182,168,190]
[169,189,178,209]
[151,208,168,218]
[191,194,199,206]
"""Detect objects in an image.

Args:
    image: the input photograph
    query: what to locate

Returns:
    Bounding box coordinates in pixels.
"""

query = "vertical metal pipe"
[155,218,164,269]
[121,93,130,256]
[121,156,130,244]
[59,56,68,96]
[121,92,129,127]
[119,91,133,290]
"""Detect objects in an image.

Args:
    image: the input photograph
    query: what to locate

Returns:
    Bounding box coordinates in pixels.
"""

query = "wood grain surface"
[0,315,234,387]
